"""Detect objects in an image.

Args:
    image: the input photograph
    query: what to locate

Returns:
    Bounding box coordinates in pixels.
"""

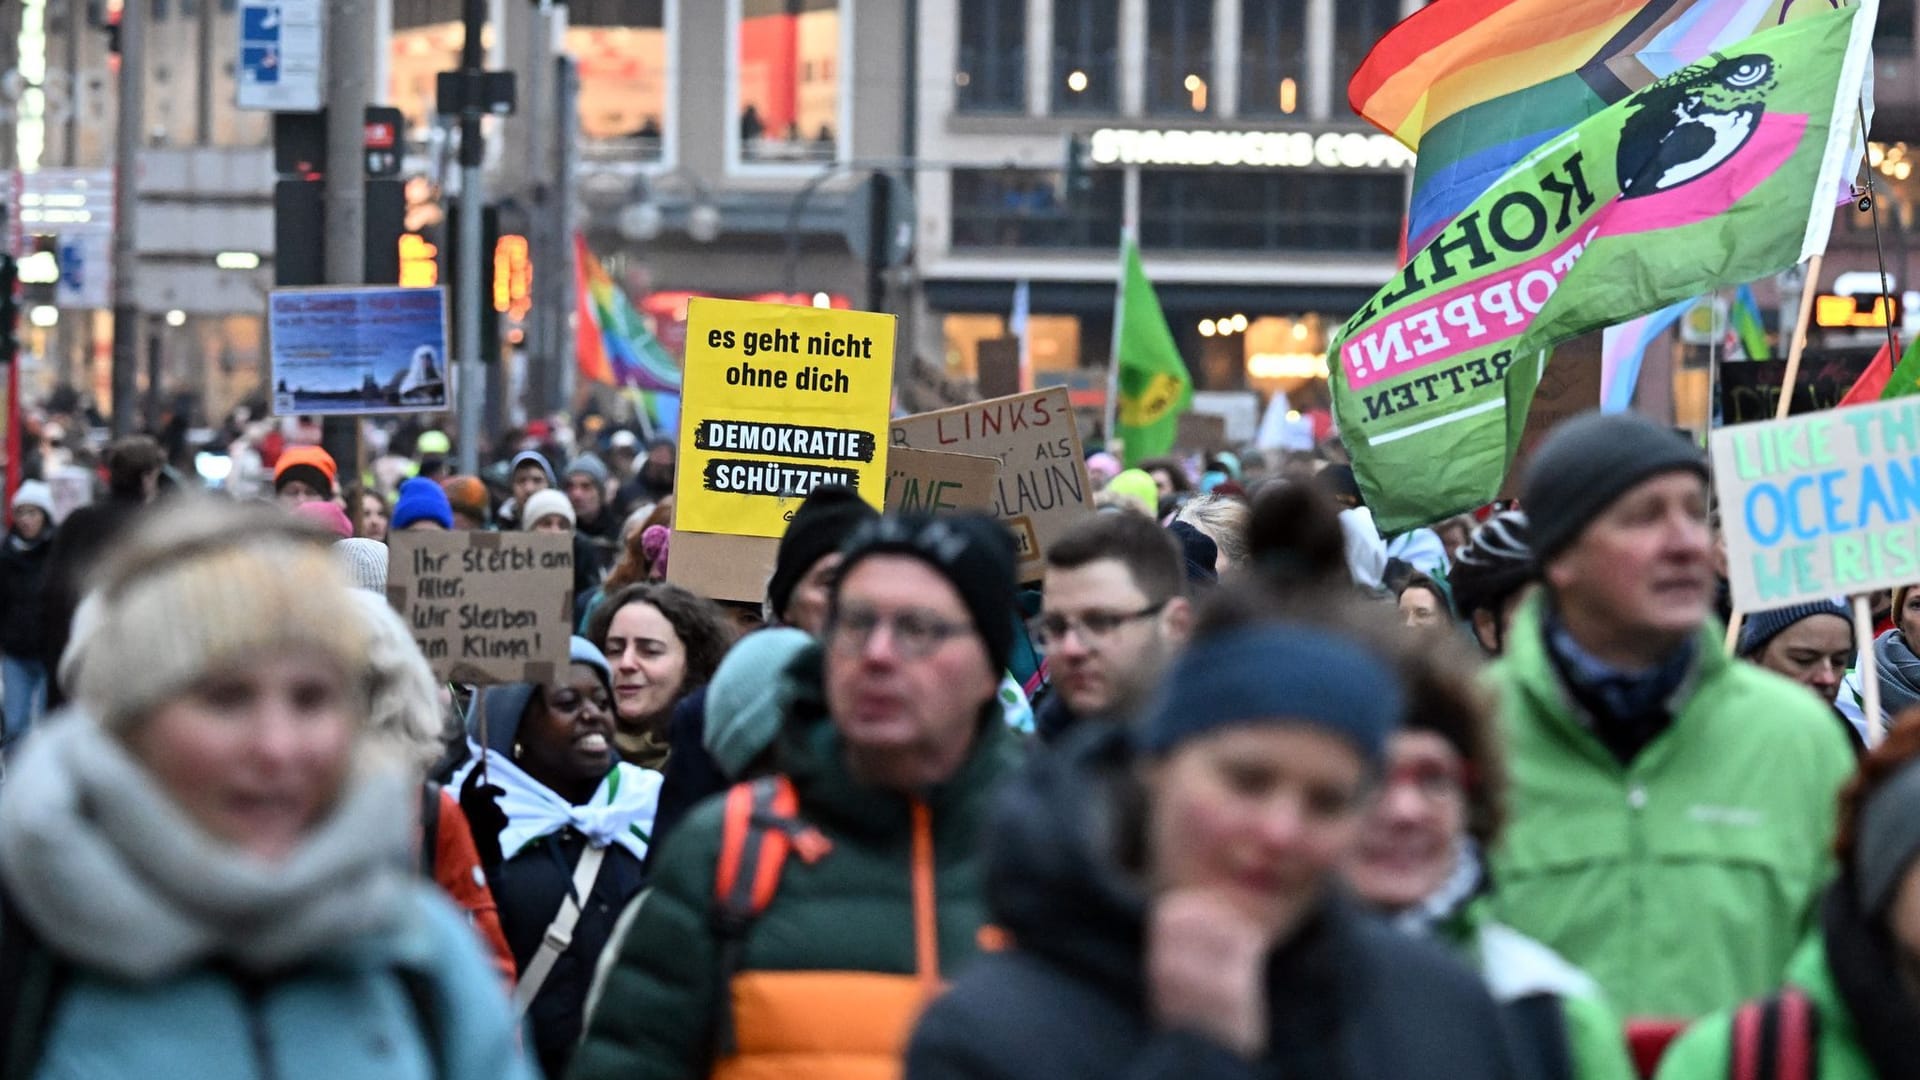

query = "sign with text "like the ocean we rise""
[675,298,896,537]
[1713,396,1920,611]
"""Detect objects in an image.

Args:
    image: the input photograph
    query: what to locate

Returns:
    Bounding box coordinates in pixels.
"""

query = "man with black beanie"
[572,511,1023,1078]
[1486,409,1856,1024]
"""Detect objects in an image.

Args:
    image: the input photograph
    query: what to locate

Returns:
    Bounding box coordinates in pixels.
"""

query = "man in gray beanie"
[1486,409,1856,1023]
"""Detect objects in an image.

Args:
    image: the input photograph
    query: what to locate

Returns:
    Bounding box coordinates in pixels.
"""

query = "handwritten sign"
[885,448,1000,514]
[891,387,1091,580]
[387,531,573,683]
[1712,395,1920,611]
[676,298,895,537]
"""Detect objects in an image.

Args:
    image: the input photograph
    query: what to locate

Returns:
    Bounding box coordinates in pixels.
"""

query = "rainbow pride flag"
[573,232,681,394]
[1351,0,1837,253]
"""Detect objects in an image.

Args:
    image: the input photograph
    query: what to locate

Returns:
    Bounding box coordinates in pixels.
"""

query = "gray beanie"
[567,453,611,487]
[335,538,390,594]
[704,628,812,779]
[1519,410,1707,567]
[1854,757,1920,917]
[1736,599,1852,657]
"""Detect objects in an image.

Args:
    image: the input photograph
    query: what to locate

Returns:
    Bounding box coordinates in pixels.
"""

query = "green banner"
[1330,2,1872,533]
[1115,235,1193,465]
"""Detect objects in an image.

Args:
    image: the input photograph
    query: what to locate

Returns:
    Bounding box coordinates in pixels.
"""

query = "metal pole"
[522,2,555,421]
[195,0,216,145]
[109,0,144,435]
[325,0,376,477]
[456,0,487,476]
[553,53,579,414]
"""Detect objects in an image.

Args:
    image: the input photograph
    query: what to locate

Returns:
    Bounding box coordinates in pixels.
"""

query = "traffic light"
[1062,134,1093,202]
[399,233,440,288]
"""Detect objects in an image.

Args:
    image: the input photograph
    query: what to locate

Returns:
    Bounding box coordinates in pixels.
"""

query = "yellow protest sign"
[675,298,896,537]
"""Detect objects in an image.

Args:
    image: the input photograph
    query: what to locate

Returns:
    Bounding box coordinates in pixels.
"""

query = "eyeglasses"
[828,606,972,660]
[1030,602,1167,649]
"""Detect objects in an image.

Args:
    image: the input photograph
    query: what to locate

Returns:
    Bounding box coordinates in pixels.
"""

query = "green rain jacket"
[1486,597,1855,1020]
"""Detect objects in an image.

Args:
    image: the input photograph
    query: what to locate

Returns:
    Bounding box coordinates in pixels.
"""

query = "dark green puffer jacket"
[568,645,1023,1080]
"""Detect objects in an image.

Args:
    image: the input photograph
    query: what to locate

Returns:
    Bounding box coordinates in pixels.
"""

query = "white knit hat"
[10,480,53,518]
[520,488,576,531]
[335,537,390,594]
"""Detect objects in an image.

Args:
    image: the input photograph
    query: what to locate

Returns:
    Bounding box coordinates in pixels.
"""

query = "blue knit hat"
[391,477,455,531]
[1139,622,1403,765]
[1737,599,1852,658]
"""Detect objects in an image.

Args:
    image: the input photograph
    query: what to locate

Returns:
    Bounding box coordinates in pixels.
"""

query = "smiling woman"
[0,499,536,1080]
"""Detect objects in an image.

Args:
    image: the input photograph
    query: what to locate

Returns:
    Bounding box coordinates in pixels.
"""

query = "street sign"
[238,0,324,113]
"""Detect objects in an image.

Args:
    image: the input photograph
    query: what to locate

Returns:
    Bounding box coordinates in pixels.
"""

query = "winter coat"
[1487,596,1855,1020]
[0,528,54,659]
[38,497,146,708]
[0,709,535,1080]
[646,685,731,871]
[904,726,1522,1080]
[1440,898,1638,1080]
[1654,884,1920,1080]
[568,643,1023,1080]
[422,786,516,985]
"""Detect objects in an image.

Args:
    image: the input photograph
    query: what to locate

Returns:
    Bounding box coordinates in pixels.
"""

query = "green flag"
[1114,234,1192,465]
[1882,334,1920,400]
[1329,1,1874,533]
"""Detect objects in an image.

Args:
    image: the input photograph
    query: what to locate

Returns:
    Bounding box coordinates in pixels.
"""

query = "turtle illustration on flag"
[1617,53,1780,197]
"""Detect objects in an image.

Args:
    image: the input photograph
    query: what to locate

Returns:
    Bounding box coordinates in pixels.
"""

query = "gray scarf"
[0,710,414,982]
[1873,629,1920,718]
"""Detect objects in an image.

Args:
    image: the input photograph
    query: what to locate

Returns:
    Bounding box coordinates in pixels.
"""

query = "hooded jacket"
[905,726,1521,1080]
[0,710,535,1080]
[1487,595,1855,1020]
[568,643,1023,1080]
[0,524,54,659]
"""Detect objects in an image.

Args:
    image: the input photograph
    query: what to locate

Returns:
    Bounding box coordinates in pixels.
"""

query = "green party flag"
[1113,234,1193,465]
[1882,333,1920,400]
[1329,0,1875,533]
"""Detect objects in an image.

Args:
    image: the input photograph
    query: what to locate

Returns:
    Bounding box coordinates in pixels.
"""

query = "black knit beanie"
[768,485,880,621]
[834,513,1018,673]
[1520,410,1707,568]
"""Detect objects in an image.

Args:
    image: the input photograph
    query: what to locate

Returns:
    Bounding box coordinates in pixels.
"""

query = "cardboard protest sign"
[665,529,780,607]
[1500,333,1603,498]
[885,448,1000,514]
[675,298,895,537]
[1711,396,1920,612]
[387,531,573,683]
[269,286,451,415]
[891,387,1092,580]
[1175,413,1230,455]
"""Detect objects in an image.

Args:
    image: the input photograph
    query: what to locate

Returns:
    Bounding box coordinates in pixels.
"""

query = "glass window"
[1333,0,1403,104]
[950,168,1123,248]
[570,3,669,162]
[737,0,841,164]
[1139,170,1404,252]
[1239,0,1307,117]
[1052,0,1118,113]
[956,0,1026,113]
[1879,1,1915,55]
[1147,0,1212,115]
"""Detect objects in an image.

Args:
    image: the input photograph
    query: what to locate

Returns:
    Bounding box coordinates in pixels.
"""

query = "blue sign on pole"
[237,1,323,112]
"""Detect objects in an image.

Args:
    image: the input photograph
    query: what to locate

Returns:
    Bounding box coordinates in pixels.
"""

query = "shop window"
[1239,0,1307,116]
[570,3,670,162]
[1139,170,1404,253]
[1333,0,1403,108]
[1053,0,1119,113]
[1880,0,1915,55]
[736,0,842,165]
[1147,0,1212,115]
[950,168,1123,249]
[957,0,1026,112]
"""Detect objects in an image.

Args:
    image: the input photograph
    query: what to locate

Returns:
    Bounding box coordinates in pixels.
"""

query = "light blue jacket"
[32,887,540,1080]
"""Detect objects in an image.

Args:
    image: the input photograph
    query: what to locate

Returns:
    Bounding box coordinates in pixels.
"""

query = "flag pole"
[1104,229,1131,450]
[1774,254,1823,421]
[1855,594,1883,746]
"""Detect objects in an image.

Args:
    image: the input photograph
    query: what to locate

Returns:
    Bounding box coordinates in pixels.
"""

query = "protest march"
[5,0,1920,1078]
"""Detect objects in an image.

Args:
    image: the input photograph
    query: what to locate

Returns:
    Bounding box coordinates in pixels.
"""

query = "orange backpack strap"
[708,775,825,1062]
[1728,988,1819,1080]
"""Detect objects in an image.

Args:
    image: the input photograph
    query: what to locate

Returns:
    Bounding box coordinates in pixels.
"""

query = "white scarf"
[453,745,660,864]
[0,710,415,983]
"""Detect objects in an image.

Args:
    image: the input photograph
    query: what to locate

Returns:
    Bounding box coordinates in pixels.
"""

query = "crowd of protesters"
[0,401,1915,1080]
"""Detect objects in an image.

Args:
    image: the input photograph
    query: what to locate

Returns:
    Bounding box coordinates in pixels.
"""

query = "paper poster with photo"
[269,286,451,416]
[891,387,1092,581]
[387,531,573,684]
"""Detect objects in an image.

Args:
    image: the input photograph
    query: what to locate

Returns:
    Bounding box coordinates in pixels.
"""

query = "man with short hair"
[571,513,1023,1080]
[1033,512,1192,742]
[501,450,556,530]
[1488,410,1855,1022]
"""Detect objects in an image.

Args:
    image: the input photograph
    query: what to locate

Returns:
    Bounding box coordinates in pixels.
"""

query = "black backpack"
[0,888,449,1079]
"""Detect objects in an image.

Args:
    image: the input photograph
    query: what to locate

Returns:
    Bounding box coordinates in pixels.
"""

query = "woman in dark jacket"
[907,622,1519,1080]
[455,636,662,1080]
[0,481,57,745]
